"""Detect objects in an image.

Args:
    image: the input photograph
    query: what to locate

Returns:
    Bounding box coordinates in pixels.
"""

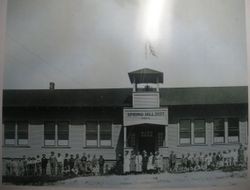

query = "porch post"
[124,126,127,148]
[165,125,168,147]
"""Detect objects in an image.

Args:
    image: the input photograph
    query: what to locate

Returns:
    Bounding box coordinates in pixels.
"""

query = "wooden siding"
[3,124,122,160]
[163,120,248,158]
[133,93,159,108]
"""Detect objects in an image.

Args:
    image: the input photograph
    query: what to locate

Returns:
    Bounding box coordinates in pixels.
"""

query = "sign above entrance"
[123,108,168,126]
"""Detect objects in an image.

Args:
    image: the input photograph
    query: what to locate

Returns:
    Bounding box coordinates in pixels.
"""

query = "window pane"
[44,122,56,140]
[214,119,225,143]
[58,122,69,140]
[179,120,191,144]
[17,122,28,139]
[228,118,239,142]
[100,122,112,146]
[4,122,15,140]
[100,122,111,140]
[130,133,136,147]
[194,120,205,144]
[86,122,98,146]
[157,132,164,146]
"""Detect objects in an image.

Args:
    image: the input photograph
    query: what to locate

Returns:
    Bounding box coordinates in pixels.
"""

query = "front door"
[138,126,155,154]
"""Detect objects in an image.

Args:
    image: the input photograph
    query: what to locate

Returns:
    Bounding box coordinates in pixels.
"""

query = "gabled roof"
[128,68,163,84]
[2,86,248,108]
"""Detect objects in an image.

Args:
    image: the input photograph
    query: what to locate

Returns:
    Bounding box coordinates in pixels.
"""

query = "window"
[179,120,191,144]
[128,133,136,147]
[157,132,164,146]
[228,118,239,143]
[4,121,29,146]
[86,122,98,147]
[44,122,56,146]
[57,122,69,146]
[194,120,206,144]
[213,119,225,143]
[100,122,112,147]
[17,122,28,145]
[4,122,16,145]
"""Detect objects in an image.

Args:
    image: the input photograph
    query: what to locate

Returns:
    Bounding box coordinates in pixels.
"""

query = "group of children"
[169,144,248,173]
[123,150,164,174]
[5,152,106,177]
[4,144,248,177]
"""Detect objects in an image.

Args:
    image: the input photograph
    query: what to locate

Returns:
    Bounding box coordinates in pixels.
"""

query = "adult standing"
[186,153,192,172]
[92,154,98,175]
[135,152,142,174]
[158,154,164,173]
[116,153,123,175]
[130,151,136,174]
[5,159,11,176]
[41,154,48,176]
[147,152,154,173]
[86,154,92,174]
[81,153,87,175]
[123,150,130,174]
[17,159,24,176]
[169,151,176,173]
[63,153,70,175]
[49,151,57,176]
[154,151,161,173]
[74,154,81,175]
[11,159,18,176]
[142,150,148,174]
[57,153,63,176]
[36,155,41,176]
[22,155,28,176]
[98,155,105,175]
[238,144,245,166]
[69,154,75,175]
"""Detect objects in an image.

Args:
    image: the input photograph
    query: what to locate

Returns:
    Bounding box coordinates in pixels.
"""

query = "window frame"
[227,118,240,143]
[85,121,113,148]
[157,131,164,147]
[99,122,112,147]
[86,121,99,147]
[4,121,16,145]
[57,121,70,146]
[213,118,225,144]
[44,121,56,146]
[193,119,206,144]
[179,119,192,145]
[44,121,70,147]
[4,121,29,146]
[17,121,29,145]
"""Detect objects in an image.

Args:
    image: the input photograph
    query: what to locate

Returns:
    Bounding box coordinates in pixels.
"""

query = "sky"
[3,0,248,89]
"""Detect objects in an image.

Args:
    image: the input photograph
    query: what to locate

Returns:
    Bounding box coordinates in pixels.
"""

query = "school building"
[2,68,249,170]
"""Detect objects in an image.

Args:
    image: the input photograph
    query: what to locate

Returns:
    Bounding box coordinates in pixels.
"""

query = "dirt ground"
[51,170,249,189]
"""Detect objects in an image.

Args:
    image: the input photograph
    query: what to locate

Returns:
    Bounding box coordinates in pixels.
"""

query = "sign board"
[123,108,168,126]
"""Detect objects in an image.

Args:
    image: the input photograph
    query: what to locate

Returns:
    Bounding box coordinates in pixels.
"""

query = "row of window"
[179,118,240,145]
[4,121,112,147]
[3,118,242,147]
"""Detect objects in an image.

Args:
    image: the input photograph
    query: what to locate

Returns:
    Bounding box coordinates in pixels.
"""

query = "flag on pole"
[145,41,157,59]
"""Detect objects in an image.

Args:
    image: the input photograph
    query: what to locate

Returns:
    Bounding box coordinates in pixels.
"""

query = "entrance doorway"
[127,124,164,154]
[138,126,155,154]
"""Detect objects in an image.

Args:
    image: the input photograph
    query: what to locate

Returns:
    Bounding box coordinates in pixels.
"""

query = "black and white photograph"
[1,0,249,188]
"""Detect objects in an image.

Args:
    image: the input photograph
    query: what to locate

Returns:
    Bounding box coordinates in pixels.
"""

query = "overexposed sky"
[4,0,247,89]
